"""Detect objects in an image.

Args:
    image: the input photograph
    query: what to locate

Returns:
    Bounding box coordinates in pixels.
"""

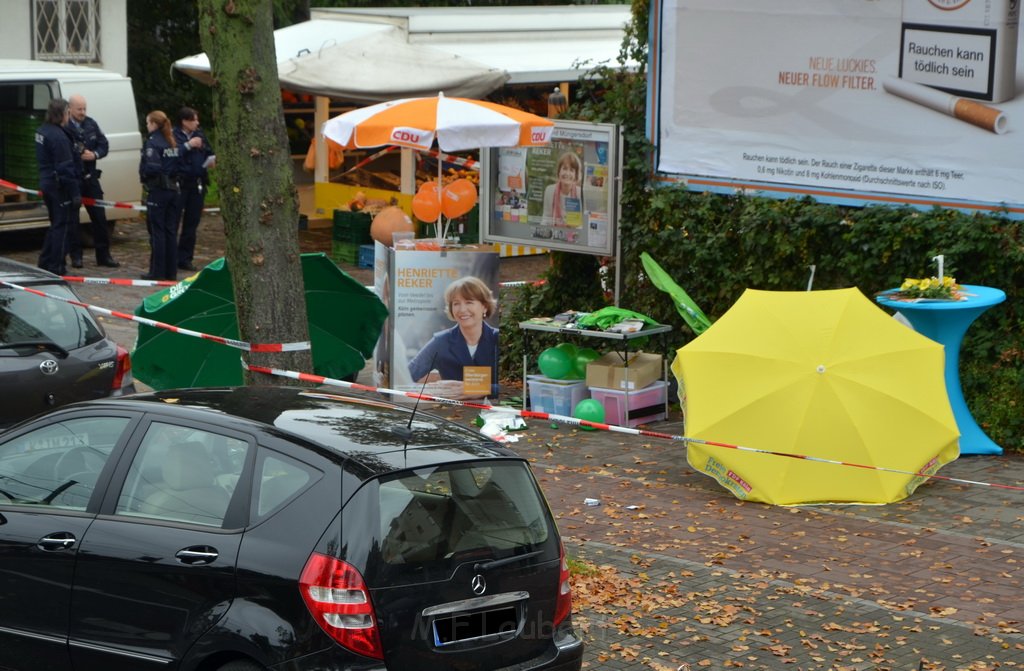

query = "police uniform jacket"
[172,126,213,185]
[139,131,181,191]
[35,122,81,200]
[70,115,108,177]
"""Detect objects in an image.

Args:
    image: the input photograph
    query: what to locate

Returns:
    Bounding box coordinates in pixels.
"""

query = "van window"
[377,461,551,567]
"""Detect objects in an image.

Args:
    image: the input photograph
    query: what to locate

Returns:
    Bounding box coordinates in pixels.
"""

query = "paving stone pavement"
[3,216,1022,670]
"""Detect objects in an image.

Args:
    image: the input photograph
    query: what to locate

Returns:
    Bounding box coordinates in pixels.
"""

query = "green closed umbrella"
[132,253,387,389]
[640,252,711,335]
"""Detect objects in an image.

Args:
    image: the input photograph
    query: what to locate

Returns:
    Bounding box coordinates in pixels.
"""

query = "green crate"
[330,240,360,265]
[332,209,372,244]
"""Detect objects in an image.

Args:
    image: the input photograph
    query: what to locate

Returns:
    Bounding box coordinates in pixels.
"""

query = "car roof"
[0,257,63,284]
[68,386,517,477]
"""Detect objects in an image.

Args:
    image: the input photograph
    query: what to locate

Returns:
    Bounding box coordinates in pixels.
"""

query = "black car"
[0,386,583,671]
[0,256,135,426]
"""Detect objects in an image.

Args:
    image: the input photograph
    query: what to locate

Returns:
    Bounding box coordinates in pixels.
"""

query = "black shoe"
[178,262,196,271]
[71,258,84,269]
[140,273,160,281]
[97,257,121,268]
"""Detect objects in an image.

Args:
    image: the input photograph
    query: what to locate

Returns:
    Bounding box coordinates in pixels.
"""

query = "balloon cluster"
[411,178,478,223]
[537,343,600,381]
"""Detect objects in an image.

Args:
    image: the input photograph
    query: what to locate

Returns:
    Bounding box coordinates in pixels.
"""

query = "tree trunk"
[198,0,312,385]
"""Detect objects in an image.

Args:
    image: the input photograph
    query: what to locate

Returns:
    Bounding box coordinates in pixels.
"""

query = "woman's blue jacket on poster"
[407,322,500,396]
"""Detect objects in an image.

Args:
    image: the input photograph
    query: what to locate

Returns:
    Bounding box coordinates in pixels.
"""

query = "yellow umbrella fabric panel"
[673,288,960,505]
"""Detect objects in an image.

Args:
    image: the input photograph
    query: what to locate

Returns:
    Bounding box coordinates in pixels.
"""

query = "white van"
[0,59,142,232]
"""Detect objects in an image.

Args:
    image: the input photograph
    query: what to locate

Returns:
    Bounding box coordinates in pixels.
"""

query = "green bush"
[499,0,1024,452]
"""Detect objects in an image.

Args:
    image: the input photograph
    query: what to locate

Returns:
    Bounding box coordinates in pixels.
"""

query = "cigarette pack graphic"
[899,0,1020,103]
[883,77,1008,133]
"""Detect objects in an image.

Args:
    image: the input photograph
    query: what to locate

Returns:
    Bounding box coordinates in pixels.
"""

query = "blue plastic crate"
[358,244,374,269]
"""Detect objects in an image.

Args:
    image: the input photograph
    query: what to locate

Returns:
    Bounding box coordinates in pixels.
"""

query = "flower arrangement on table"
[888,275,964,301]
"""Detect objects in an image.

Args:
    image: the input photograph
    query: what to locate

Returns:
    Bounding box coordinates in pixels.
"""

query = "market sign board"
[648,0,1024,217]
[480,120,620,256]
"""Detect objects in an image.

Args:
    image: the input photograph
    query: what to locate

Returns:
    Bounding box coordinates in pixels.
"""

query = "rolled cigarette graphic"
[883,77,1008,135]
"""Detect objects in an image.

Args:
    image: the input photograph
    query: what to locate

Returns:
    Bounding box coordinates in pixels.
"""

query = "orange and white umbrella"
[321,92,554,152]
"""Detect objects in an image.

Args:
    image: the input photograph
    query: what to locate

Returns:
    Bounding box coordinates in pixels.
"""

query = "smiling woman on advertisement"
[407,275,499,397]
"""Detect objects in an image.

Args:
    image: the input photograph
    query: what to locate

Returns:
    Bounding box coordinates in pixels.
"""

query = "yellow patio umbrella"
[672,288,959,505]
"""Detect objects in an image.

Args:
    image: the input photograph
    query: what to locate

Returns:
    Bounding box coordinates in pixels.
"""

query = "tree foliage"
[197,0,312,385]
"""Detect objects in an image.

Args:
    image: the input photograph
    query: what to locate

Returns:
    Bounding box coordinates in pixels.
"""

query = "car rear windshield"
[353,460,555,584]
[0,283,104,350]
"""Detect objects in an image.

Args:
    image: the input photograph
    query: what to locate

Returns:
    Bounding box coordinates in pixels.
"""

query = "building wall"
[0,0,127,76]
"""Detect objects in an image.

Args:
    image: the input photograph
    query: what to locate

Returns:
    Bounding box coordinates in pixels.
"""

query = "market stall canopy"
[173,22,508,102]
[172,6,634,97]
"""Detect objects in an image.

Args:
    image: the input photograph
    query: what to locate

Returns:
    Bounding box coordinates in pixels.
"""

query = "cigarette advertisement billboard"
[480,120,619,256]
[649,0,1024,216]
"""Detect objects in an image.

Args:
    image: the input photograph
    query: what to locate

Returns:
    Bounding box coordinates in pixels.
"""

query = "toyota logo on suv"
[39,359,59,375]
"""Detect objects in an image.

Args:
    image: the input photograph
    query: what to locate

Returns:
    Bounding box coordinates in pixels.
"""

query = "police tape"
[61,275,179,288]
[0,279,312,353]
[0,177,147,212]
[241,361,1024,494]
[423,149,479,171]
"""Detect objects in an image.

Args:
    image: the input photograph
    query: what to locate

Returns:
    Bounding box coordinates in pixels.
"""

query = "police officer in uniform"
[173,106,215,272]
[67,94,120,268]
[34,98,80,276]
[139,110,182,281]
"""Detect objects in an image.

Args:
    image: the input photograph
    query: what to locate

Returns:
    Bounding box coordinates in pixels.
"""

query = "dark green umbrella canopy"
[132,253,387,389]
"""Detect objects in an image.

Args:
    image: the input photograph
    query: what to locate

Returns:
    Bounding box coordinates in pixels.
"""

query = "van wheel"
[216,661,265,671]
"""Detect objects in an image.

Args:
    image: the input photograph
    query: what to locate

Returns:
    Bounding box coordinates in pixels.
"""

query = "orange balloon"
[370,206,415,246]
[441,178,478,219]
[419,180,439,194]
[412,188,442,223]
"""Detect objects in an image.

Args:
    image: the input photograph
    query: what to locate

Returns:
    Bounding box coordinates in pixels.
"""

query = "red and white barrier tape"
[243,362,1024,494]
[0,178,146,212]
[423,149,480,171]
[330,146,400,181]
[0,280,311,353]
[62,275,179,288]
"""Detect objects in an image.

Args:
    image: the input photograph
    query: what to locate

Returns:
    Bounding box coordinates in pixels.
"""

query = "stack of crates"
[330,209,372,265]
[2,111,44,193]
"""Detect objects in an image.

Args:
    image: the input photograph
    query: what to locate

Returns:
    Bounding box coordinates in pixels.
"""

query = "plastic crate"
[358,244,374,269]
[332,210,373,244]
[330,240,360,264]
[589,380,668,427]
[527,375,589,417]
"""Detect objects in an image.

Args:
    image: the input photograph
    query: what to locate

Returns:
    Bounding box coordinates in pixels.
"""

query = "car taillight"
[299,552,383,660]
[554,540,572,627]
[111,345,133,391]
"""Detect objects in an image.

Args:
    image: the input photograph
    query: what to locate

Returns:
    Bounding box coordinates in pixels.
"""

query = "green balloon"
[554,342,578,359]
[538,347,573,379]
[574,347,601,378]
[574,398,605,431]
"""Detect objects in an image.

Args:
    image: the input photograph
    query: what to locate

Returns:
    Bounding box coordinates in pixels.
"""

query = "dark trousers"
[146,188,178,280]
[70,176,113,261]
[38,190,72,275]
[177,179,205,266]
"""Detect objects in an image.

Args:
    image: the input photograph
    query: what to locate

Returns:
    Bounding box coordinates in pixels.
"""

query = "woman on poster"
[541,151,583,227]
[408,276,499,397]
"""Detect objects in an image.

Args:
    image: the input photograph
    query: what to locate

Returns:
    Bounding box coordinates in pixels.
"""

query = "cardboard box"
[585,351,662,391]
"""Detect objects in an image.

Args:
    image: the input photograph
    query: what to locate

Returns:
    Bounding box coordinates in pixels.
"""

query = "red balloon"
[441,179,477,219]
[411,188,441,223]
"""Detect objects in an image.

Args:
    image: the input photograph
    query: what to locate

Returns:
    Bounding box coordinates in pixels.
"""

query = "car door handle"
[38,532,77,551]
[175,546,219,565]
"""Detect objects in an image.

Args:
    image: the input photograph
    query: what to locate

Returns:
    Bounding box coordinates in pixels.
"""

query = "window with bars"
[34,0,100,64]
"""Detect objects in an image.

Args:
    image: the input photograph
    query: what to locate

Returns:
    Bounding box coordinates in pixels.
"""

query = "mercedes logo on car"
[39,359,59,375]
[471,574,486,596]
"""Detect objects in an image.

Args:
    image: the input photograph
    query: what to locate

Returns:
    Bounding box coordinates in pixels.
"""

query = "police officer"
[34,98,80,276]
[67,94,120,268]
[173,106,215,272]
[139,110,182,281]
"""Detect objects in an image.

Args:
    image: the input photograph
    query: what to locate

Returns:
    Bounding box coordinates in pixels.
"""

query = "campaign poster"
[651,0,1024,213]
[482,120,618,256]
[374,245,501,400]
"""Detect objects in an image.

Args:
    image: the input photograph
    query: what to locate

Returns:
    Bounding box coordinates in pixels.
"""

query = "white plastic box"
[527,375,589,416]
[589,380,668,427]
